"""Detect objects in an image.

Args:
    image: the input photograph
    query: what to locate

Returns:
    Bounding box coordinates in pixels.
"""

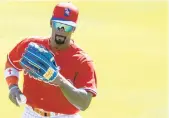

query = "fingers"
[16,92,21,101]
[9,86,22,107]
[9,93,19,106]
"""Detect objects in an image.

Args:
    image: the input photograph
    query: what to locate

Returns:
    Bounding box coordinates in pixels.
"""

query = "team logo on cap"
[64,8,71,17]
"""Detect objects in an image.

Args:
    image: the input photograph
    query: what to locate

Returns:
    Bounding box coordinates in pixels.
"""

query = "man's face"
[51,21,74,45]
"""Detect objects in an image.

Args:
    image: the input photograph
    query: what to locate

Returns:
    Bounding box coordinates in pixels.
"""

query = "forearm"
[52,74,92,111]
[60,79,92,111]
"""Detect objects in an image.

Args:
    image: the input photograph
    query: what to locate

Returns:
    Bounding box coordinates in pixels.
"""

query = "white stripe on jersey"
[7,54,22,71]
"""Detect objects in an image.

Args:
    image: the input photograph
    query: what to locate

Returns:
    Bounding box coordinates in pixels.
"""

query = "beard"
[54,34,66,45]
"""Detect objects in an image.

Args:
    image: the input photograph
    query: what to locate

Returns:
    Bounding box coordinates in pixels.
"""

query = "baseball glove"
[19,42,60,82]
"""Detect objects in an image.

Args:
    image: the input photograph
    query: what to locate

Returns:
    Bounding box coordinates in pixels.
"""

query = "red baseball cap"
[51,2,79,27]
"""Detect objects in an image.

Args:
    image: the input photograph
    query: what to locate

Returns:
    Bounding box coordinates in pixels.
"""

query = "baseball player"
[4,2,97,118]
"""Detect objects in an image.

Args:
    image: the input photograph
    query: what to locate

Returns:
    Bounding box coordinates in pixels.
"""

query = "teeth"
[55,34,65,38]
[56,36,64,38]
[55,35,66,40]
[56,37,64,39]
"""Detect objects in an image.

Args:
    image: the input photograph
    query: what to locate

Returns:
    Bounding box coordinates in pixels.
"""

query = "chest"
[54,53,79,84]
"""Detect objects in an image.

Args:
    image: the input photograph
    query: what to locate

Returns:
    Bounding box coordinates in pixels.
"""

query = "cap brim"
[51,18,76,27]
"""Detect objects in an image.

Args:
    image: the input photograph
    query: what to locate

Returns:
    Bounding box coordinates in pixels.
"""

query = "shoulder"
[16,36,50,48]
[21,36,49,44]
[76,51,93,63]
[71,41,93,64]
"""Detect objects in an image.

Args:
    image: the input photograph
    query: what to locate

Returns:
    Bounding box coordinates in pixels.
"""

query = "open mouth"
[55,34,66,44]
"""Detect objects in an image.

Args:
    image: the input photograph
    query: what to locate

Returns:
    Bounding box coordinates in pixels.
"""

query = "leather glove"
[19,42,60,83]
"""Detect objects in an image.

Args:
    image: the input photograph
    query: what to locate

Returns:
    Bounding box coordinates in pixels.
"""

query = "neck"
[50,38,72,51]
[55,43,70,50]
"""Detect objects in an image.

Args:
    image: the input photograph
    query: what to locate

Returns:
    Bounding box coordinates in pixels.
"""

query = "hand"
[8,84,22,106]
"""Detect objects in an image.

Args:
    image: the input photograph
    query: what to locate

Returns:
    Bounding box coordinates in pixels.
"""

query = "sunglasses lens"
[53,21,73,32]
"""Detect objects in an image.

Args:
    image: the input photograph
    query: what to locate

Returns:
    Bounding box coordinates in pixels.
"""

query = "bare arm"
[51,73,93,111]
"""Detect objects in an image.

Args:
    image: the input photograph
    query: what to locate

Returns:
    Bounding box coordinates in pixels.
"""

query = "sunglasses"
[52,21,74,32]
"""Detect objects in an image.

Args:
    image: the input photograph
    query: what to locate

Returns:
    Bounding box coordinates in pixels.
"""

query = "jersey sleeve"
[74,60,97,97]
[8,38,30,70]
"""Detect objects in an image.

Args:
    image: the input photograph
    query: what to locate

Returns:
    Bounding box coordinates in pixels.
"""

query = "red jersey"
[7,36,97,114]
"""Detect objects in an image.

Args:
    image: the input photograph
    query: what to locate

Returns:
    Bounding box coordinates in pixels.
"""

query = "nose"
[57,27,65,32]
[60,27,65,32]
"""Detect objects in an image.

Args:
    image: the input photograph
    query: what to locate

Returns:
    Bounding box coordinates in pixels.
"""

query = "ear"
[50,18,52,28]
[72,27,76,32]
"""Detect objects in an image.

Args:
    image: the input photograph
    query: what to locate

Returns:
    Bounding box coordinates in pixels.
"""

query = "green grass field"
[0,0,168,118]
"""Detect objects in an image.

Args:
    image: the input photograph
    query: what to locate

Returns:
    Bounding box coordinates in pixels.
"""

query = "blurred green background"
[0,0,168,118]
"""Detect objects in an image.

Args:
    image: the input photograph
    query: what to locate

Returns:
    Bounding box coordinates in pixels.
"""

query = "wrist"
[9,84,18,90]
[9,84,19,92]
[50,73,64,86]
[6,77,19,87]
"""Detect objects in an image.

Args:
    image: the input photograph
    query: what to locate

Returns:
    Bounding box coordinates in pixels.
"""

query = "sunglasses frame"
[52,21,74,32]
